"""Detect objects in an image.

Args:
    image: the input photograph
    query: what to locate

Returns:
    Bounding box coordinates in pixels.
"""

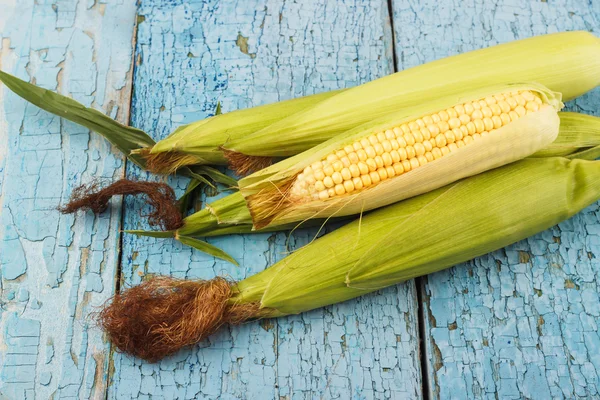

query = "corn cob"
[239,83,562,229]
[100,155,600,361]
[127,112,600,250]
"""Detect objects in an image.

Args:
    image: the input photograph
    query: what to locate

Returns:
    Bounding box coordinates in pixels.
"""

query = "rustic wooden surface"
[0,0,599,399]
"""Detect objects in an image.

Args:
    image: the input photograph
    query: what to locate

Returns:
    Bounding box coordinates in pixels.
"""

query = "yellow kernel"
[323,176,334,188]
[368,135,378,145]
[315,181,325,192]
[448,143,458,152]
[340,157,351,167]
[471,109,483,120]
[326,153,338,163]
[413,130,424,143]
[459,114,471,125]
[334,184,346,196]
[435,134,447,147]
[376,132,386,142]
[343,145,354,154]
[448,117,461,129]
[377,168,388,181]
[332,172,343,185]
[456,140,465,148]
[423,115,434,125]
[485,96,497,105]
[482,107,493,118]
[402,159,412,172]
[374,143,384,155]
[416,118,426,128]
[390,150,401,163]
[370,171,381,184]
[440,146,450,156]
[385,129,395,140]
[353,142,363,151]
[374,156,384,169]
[410,158,420,170]
[506,97,518,109]
[481,131,489,138]
[398,147,408,160]
[500,113,511,125]
[336,150,346,159]
[464,136,474,145]
[400,124,411,135]
[515,106,527,117]
[414,142,426,156]
[473,119,485,133]
[473,133,482,140]
[328,188,335,197]
[306,175,316,185]
[445,130,456,144]
[521,91,536,101]
[464,103,474,115]
[494,94,505,101]
[408,121,419,131]
[417,155,428,166]
[459,125,469,138]
[311,161,324,171]
[314,169,325,181]
[423,140,433,152]
[498,100,511,113]
[478,100,487,108]
[438,110,450,121]
[318,190,329,200]
[432,113,441,123]
[361,174,372,187]
[447,108,458,118]
[343,180,355,193]
[365,146,377,158]
[431,147,443,159]
[360,138,370,148]
[333,161,344,171]
[393,162,404,175]
[425,152,434,162]
[382,140,392,153]
[323,165,334,176]
[427,124,440,136]
[386,165,396,178]
[406,146,416,159]
[353,177,363,190]
[348,152,359,164]
[492,116,503,129]
[514,94,526,106]
[526,101,540,112]
[303,166,313,176]
[349,164,360,178]
[472,101,481,110]
[382,152,393,166]
[490,104,502,116]
[390,139,400,150]
[466,122,476,135]
[421,128,432,141]
[509,110,520,121]
[454,104,466,115]
[438,121,450,133]
[404,133,416,146]
[358,162,369,175]
[534,96,543,105]
[366,159,378,172]
[341,168,352,181]
[483,117,494,131]
[396,136,407,147]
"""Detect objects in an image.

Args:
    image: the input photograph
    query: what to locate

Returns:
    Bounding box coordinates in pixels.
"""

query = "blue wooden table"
[1,1,599,399]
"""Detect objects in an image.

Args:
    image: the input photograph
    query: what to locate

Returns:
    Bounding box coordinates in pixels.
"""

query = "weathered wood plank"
[391,0,600,398]
[0,0,137,398]
[109,0,422,399]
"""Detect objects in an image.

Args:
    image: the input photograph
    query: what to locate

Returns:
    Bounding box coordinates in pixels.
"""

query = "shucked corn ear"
[239,83,562,229]
[104,155,600,361]
[127,112,600,260]
[218,31,600,163]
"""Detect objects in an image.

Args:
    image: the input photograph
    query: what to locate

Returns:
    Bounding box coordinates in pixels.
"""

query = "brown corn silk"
[101,156,600,361]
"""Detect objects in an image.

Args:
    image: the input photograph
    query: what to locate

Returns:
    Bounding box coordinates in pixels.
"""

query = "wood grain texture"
[390,0,600,398]
[0,0,137,398]
[109,0,422,399]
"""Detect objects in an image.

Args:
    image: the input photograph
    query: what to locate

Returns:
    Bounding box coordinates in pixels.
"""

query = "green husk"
[223,31,600,159]
[232,156,600,316]
[127,112,600,261]
[239,83,562,229]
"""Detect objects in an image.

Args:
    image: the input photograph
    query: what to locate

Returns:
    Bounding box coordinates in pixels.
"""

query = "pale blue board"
[0,0,137,399]
[109,0,423,399]
[390,0,600,399]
